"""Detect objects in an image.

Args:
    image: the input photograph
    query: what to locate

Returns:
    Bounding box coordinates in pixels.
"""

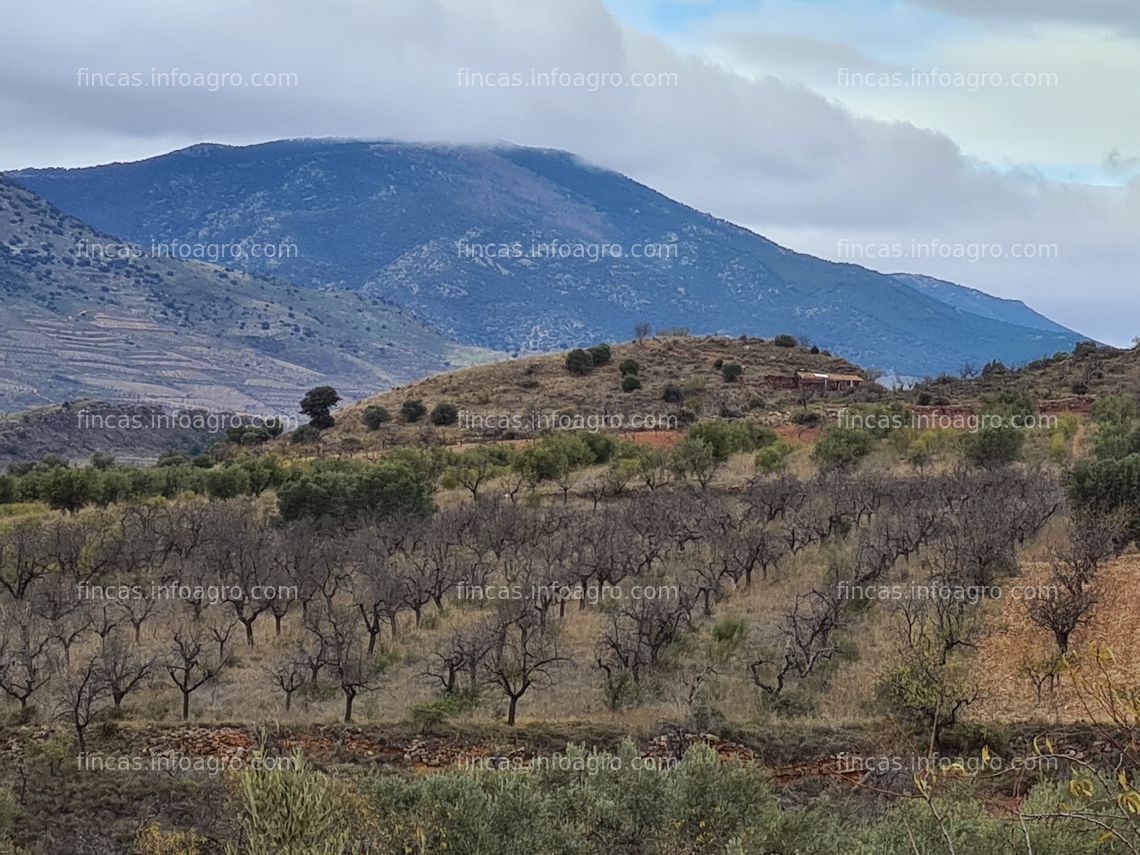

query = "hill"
[10,139,1088,377]
[295,334,867,454]
[0,177,492,413]
[913,342,1140,406]
[0,401,245,468]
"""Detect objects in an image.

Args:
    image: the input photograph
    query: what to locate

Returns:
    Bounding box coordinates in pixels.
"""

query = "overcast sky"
[2,0,1136,344]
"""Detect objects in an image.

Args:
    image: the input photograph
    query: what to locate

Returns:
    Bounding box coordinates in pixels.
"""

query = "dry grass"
[976,552,1140,723]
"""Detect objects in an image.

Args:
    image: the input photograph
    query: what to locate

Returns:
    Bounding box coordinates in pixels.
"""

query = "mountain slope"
[888,273,1075,335]
[10,139,1087,376]
[0,177,491,413]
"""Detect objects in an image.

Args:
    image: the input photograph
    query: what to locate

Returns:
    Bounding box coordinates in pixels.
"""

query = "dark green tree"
[300,386,341,430]
[431,402,460,426]
[400,399,427,423]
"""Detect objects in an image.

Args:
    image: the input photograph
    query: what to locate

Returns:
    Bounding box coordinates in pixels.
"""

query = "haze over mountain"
[10,139,1089,379]
[0,176,489,413]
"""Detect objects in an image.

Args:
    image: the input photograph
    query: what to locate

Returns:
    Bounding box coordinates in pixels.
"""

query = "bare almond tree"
[166,622,227,720]
[483,604,568,726]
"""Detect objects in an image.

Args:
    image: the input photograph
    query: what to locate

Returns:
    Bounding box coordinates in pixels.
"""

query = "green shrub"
[361,405,391,430]
[754,440,794,472]
[811,426,874,472]
[662,383,684,403]
[588,343,612,366]
[1067,453,1140,544]
[721,362,743,383]
[276,460,434,522]
[618,358,640,376]
[409,690,480,730]
[961,426,1024,469]
[400,399,427,423]
[565,348,594,376]
[620,374,642,393]
[431,402,460,426]
[290,425,322,445]
[773,334,797,348]
[226,751,354,855]
[687,421,775,461]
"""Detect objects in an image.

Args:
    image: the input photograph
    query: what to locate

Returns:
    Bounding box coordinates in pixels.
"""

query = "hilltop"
[290,334,868,454]
[11,138,1088,377]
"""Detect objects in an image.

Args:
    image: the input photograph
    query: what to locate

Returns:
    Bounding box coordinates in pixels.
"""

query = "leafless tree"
[266,657,307,712]
[750,589,845,697]
[98,630,154,709]
[166,622,227,720]
[58,651,109,754]
[483,603,568,725]
[1028,514,1124,653]
[0,605,56,710]
[306,606,386,723]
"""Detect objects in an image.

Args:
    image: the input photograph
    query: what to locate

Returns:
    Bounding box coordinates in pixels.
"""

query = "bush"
[230,751,355,855]
[588,343,612,366]
[688,421,775,460]
[277,461,434,522]
[1067,453,1140,544]
[980,360,1007,379]
[362,405,391,430]
[430,402,460,426]
[961,426,1024,469]
[565,348,594,376]
[774,334,797,348]
[618,358,640,376]
[400,399,427,423]
[811,427,874,472]
[290,425,322,445]
[754,441,794,472]
[720,362,743,383]
[621,374,642,393]
[1073,340,1099,359]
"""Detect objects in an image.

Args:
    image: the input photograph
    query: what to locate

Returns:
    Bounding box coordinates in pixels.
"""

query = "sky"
[1,0,1136,344]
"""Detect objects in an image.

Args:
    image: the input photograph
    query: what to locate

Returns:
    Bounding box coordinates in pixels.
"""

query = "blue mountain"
[10,139,1089,376]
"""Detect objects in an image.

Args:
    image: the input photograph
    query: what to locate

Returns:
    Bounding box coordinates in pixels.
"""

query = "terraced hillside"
[0,178,494,413]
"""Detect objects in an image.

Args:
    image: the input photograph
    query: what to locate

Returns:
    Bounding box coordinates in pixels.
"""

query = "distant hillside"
[0,177,493,413]
[293,335,867,455]
[888,273,1076,335]
[11,138,1087,377]
[0,401,243,468]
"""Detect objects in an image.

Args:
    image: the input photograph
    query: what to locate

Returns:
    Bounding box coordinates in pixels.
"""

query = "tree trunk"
[344,689,355,723]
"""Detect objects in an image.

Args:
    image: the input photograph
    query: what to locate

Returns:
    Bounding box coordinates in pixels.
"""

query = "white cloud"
[0,0,1136,344]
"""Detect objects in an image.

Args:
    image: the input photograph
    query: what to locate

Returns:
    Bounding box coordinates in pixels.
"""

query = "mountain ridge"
[9,138,1089,377]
